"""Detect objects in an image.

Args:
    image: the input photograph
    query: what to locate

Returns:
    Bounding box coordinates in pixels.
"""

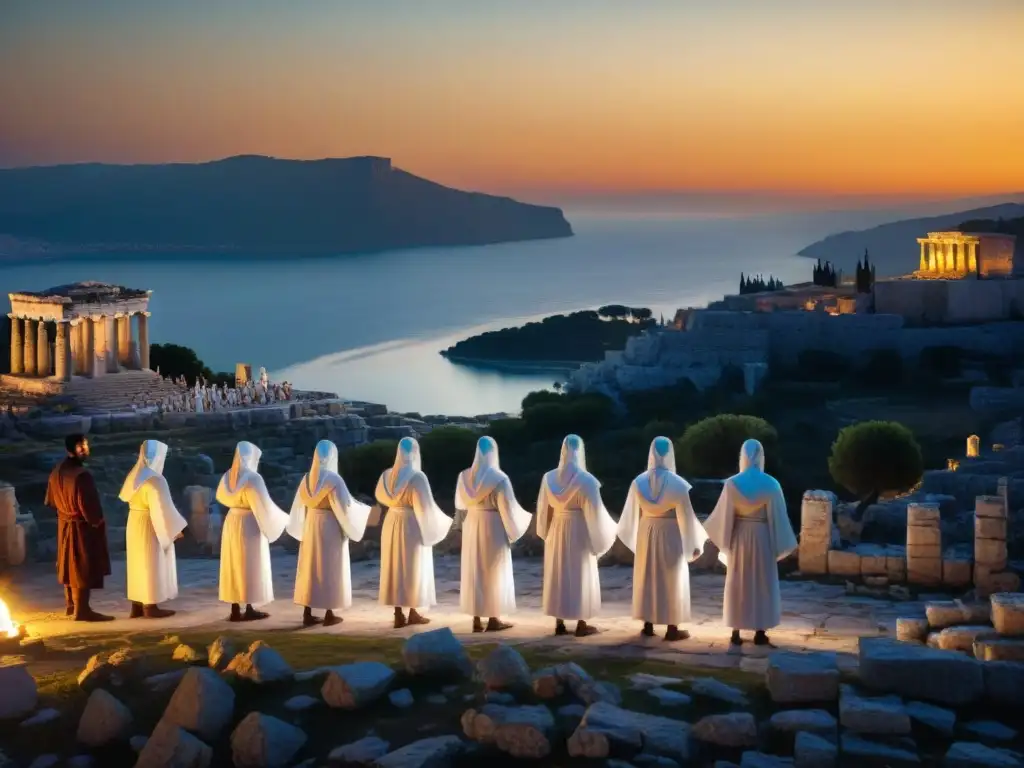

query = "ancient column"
[138,311,150,370]
[117,313,131,367]
[906,502,941,585]
[82,315,95,377]
[70,321,81,375]
[968,241,978,273]
[975,495,1009,597]
[91,316,106,378]
[23,318,37,376]
[799,490,833,575]
[55,321,70,382]
[108,316,120,373]
[928,241,937,272]
[957,242,967,272]
[36,320,49,377]
[8,315,22,375]
[919,241,927,272]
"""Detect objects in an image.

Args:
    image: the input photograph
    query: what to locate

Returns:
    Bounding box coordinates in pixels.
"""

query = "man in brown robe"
[45,434,114,622]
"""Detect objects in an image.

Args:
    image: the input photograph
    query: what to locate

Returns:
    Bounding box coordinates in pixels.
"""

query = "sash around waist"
[552,507,584,517]
[735,510,768,523]
[227,507,255,516]
[640,509,677,519]
[465,507,498,513]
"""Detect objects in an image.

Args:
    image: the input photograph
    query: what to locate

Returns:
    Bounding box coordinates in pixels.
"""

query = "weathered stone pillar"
[107,316,119,373]
[138,311,150,370]
[55,321,70,382]
[928,242,937,271]
[117,313,131,367]
[23,318,36,376]
[906,503,941,585]
[70,321,81,375]
[799,490,833,575]
[969,241,978,273]
[919,241,927,272]
[82,315,95,377]
[975,495,1011,597]
[8,315,22,375]
[91,316,105,377]
[967,434,980,458]
[36,321,49,377]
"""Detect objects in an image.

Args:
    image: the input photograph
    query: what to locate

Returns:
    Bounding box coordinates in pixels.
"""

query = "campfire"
[0,596,18,639]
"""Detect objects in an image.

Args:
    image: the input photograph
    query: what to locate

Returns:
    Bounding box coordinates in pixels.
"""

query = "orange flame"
[0,597,19,639]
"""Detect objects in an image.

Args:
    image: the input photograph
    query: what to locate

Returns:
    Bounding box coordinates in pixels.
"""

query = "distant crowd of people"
[156,367,294,414]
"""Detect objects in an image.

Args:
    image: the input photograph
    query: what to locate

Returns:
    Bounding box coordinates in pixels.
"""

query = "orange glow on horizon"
[1,2,1023,201]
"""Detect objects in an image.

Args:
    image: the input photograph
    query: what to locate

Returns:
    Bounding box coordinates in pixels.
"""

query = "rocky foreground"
[3,609,1024,767]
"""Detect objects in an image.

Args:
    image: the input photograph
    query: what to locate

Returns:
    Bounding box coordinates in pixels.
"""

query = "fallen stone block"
[934,626,999,653]
[838,684,910,735]
[461,703,556,760]
[983,660,1024,706]
[76,689,132,747]
[568,702,691,763]
[858,638,985,706]
[794,731,837,768]
[945,741,1021,768]
[327,736,390,764]
[963,720,1017,743]
[768,709,837,740]
[375,735,464,768]
[402,627,472,678]
[925,601,969,630]
[840,734,920,766]
[991,593,1024,636]
[321,661,395,709]
[896,617,928,643]
[0,662,38,720]
[693,712,758,748]
[161,668,235,741]
[223,640,293,684]
[974,638,1024,661]
[476,645,532,691]
[230,712,306,768]
[135,720,212,768]
[766,652,839,704]
[905,700,955,735]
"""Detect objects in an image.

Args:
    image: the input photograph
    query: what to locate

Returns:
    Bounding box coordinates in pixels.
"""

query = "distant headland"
[0,155,573,257]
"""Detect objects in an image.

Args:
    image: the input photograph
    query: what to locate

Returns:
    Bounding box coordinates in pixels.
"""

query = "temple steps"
[66,370,185,412]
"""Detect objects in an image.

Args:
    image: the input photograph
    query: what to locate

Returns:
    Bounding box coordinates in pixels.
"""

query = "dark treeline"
[813,259,840,287]
[959,215,1024,237]
[739,273,784,295]
[856,250,876,294]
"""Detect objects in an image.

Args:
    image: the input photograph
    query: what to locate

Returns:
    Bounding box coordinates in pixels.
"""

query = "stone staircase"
[66,370,186,412]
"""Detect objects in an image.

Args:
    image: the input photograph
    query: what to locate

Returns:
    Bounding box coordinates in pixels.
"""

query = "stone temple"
[2,282,179,410]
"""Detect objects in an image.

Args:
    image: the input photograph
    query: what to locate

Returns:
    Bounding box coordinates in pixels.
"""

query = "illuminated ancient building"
[915,231,1018,279]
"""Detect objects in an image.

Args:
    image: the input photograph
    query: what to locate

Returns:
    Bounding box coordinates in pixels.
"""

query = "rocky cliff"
[0,155,573,256]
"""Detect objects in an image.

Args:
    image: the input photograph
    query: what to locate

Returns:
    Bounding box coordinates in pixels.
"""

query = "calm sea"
[0,209,922,414]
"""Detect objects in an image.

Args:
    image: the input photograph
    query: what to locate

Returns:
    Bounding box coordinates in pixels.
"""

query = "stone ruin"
[798,485,1020,596]
[0,482,30,567]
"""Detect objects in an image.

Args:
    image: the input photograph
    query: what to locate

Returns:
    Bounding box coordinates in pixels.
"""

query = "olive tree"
[676,414,779,479]
[828,420,923,519]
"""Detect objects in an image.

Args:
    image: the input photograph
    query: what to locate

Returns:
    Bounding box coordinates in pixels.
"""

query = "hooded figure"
[455,436,531,633]
[216,441,290,621]
[617,437,708,641]
[120,440,188,618]
[375,437,453,628]
[288,440,371,627]
[536,434,616,637]
[703,439,797,646]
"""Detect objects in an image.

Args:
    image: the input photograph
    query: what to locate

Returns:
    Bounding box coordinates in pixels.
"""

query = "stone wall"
[875,279,1024,325]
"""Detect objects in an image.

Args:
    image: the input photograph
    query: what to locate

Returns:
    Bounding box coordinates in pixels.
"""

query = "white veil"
[459,436,504,501]
[537,434,615,556]
[119,440,169,502]
[306,439,338,497]
[455,436,530,543]
[384,437,421,497]
[216,440,288,543]
[288,439,370,542]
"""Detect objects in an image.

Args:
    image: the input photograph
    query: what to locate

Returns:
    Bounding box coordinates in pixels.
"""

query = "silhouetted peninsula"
[0,155,573,255]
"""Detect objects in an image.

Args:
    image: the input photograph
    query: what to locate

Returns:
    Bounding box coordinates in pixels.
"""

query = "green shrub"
[828,420,923,515]
[419,426,481,494]
[338,440,398,496]
[676,414,779,478]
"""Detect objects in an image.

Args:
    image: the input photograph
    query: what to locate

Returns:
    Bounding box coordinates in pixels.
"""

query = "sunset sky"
[2,0,1022,204]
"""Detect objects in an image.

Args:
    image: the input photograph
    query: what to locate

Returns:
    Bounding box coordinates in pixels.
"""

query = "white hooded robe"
[703,439,798,630]
[121,440,188,605]
[376,437,453,609]
[216,441,289,606]
[455,436,531,617]
[288,440,372,611]
[536,434,616,621]
[617,437,708,625]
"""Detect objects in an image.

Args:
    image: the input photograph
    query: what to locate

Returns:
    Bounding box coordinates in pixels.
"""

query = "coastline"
[440,353,587,374]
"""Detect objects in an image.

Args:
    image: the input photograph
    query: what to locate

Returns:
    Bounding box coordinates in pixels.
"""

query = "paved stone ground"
[3,553,933,673]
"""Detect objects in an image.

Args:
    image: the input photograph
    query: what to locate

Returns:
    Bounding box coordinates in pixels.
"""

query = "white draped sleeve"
[408,472,453,547]
[766,482,798,562]
[142,476,187,550]
[535,480,553,541]
[703,480,736,567]
[325,477,372,543]
[676,491,709,563]
[579,476,617,558]
[242,473,289,543]
[286,487,306,541]
[494,476,531,544]
[616,480,642,553]
[374,474,391,508]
